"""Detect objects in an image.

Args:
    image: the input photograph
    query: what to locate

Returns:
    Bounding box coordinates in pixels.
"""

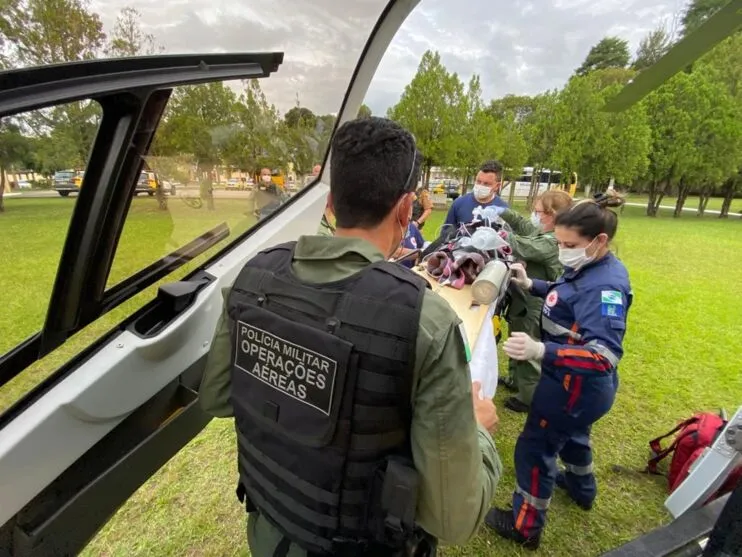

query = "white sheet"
[469,303,499,399]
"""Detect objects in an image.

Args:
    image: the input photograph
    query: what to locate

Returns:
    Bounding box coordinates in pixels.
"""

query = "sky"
[91,0,686,117]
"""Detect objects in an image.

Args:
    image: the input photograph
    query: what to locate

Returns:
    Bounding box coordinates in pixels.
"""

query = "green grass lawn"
[0,195,256,413]
[1,198,740,556]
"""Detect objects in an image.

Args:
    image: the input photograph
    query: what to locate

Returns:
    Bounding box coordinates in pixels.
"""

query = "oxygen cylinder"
[471,260,509,305]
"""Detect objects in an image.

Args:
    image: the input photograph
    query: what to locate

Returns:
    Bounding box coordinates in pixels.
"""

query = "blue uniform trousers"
[511,371,619,537]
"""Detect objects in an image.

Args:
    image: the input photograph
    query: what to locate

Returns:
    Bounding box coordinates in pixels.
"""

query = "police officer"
[495,190,573,413]
[254,167,284,218]
[485,192,632,550]
[411,187,432,230]
[199,116,502,557]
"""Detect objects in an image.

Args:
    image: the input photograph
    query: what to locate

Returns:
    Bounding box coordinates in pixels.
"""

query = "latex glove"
[481,205,505,221]
[503,332,545,361]
[508,263,532,290]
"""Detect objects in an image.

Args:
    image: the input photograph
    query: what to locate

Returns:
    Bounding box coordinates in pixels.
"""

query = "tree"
[643,71,712,216]
[387,50,466,187]
[696,33,742,217]
[552,69,650,196]
[673,88,741,217]
[575,36,630,76]
[633,26,672,71]
[487,95,537,124]
[521,91,561,204]
[0,0,106,213]
[0,0,105,66]
[681,0,730,37]
[314,114,336,164]
[486,95,530,199]
[106,6,161,57]
[0,122,32,212]
[154,82,238,207]
[284,106,317,130]
[357,104,372,118]
[454,75,503,189]
[222,80,288,175]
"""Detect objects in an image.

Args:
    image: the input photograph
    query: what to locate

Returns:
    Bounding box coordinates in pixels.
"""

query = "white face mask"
[473,184,492,200]
[559,239,597,271]
[530,212,542,230]
[261,175,271,183]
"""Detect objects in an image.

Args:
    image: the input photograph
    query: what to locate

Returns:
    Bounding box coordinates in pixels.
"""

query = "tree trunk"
[655,191,665,213]
[673,176,689,218]
[719,178,737,218]
[527,167,541,209]
[0,166,5,213]
[697,185,712,217]
[507,179,516,206]
[648,175,670,216]
[647,179,658,217]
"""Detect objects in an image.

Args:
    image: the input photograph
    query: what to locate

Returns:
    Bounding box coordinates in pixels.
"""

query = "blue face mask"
[530,212,542,230]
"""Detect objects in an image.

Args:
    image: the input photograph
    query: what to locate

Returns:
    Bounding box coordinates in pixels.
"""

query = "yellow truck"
[53,169,84,197]
[134,170,160,196]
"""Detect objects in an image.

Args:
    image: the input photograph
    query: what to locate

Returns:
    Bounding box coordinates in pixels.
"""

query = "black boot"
[497,376,518,393]
[555,471,593,511]
[484,507,541,550]
[505,396,530,413]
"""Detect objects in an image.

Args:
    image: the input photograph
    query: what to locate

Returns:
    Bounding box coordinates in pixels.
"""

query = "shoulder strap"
[645,416,701,475]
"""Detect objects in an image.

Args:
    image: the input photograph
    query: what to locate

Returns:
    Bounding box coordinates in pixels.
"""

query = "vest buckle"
[325,317,340,334]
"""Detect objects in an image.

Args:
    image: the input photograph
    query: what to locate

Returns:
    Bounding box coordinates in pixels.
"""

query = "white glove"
[509,263,532,290]
[503,332,545,361]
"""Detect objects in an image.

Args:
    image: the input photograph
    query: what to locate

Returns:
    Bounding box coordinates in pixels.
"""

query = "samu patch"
[601,290,624,318]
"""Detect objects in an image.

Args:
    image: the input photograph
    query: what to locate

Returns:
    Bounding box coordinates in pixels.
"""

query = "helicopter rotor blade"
[604,0,742,112]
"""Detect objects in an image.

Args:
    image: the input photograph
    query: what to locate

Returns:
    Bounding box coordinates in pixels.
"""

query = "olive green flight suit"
[500,209,564,406]
[199,235,502,557]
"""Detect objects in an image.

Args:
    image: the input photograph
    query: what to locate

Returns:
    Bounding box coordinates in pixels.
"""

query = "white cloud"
[92,0,678,116]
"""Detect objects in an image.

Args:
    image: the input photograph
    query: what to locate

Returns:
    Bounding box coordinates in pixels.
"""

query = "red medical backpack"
[646,412,742,498]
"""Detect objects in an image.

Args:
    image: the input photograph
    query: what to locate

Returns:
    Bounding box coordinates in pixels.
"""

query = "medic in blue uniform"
[485,192,633,550]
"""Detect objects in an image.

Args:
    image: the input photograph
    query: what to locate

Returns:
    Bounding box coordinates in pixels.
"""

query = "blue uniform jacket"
[530,252,633,382]
[444,193,509,228]
[400,223,425,269]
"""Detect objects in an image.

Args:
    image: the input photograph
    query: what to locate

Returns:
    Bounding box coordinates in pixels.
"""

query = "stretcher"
[413,267,500,398]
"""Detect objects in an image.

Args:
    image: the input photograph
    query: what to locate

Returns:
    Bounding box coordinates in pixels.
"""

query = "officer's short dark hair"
[479,160,503,181]
[330,117,421,229]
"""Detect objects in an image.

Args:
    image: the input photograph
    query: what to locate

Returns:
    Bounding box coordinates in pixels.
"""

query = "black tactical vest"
[226,242,429,556]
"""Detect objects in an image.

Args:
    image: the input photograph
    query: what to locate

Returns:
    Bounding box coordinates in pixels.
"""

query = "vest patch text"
[234,321,337,415]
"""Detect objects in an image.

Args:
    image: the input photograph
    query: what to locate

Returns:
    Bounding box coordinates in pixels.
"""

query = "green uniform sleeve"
[500,208,539,236]
[198,287,234,418]
[507,232,558,266]
[411,294,502,546]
